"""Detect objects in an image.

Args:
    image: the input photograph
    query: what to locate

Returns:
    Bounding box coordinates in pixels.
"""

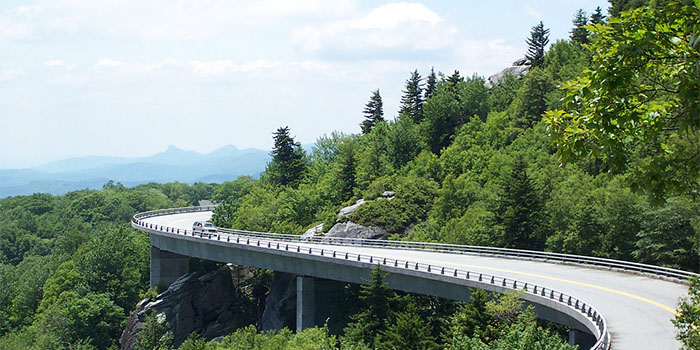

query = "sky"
[0,0,609,169]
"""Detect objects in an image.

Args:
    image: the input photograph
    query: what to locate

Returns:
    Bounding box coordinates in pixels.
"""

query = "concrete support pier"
[568,329,596,349]
[150,246,190,289]
[296,276,315,332]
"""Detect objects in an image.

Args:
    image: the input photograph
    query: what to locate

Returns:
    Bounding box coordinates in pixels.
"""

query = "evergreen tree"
[424,67,437,100]
[380,304,439,350]
[399,70,425,124]
[361,90,384,134]
[267,126,307,187]
[498,158,544,250]
[344,266,397,346]
[570,9,589,44]
[513,68,554,128]
[445,289,492,342]
[525,21,550,68]
[446,70,463,92]
[590,6,605,25]
[135,312,173,350]
[334,140,357,202]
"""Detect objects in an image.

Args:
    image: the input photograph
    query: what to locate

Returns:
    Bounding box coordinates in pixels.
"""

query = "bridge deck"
[140,211,687,350]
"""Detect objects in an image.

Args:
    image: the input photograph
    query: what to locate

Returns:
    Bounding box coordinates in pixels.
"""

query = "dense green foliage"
[0,182,216,349]
[545,0,700,202]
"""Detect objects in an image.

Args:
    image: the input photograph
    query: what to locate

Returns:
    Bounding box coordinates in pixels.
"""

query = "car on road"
[192,221,218,238]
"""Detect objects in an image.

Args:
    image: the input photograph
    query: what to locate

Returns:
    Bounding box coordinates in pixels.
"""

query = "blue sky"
[0,0,608,169]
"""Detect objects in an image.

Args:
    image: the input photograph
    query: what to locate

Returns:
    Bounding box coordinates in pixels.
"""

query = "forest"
[0,0,699,349]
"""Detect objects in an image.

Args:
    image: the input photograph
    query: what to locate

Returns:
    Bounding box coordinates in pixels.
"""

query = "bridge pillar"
[150,246,189,289]
[568,329,596,349]
[296,276,315,332]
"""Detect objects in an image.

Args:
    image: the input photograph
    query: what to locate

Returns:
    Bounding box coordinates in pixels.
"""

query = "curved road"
[140,210,688,350]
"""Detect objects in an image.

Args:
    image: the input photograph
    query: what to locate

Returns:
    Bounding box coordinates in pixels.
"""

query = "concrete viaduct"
[132,206,695,350]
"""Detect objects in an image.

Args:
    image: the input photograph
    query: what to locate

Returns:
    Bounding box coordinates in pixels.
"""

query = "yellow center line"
[374,252,679,315]
[153,218,679,316]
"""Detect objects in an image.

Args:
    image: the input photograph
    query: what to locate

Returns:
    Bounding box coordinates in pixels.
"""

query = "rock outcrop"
[325,221,388,240]
[120,265,255,350]
[337,199,366,218]
[261,272,297,331]
[302,223,324,238]
[485,58,530,88]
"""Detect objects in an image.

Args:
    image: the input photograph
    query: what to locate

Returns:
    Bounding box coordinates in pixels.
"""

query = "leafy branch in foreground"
[544,0,700,202]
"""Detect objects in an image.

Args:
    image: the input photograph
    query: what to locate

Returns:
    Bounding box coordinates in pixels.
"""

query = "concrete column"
[150,245,190,289]
[568,329,576,346]
[296,276,315,332]
[568,329,596,349]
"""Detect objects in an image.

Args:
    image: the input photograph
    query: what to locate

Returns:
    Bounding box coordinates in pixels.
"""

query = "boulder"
[325,221,388,240]
[485,58,531,88]
[302,223,324,238]
[337,199,366,218]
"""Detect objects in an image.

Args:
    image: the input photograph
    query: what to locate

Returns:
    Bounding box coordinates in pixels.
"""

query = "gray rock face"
[120,265,254,350]
[302,223,324,237]
[261,272,297,331]
[337,199,366,218]
[325,221,388,240]
[486,58,531,88]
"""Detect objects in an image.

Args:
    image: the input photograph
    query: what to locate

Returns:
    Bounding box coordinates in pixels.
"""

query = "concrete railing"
[132,206,615,350]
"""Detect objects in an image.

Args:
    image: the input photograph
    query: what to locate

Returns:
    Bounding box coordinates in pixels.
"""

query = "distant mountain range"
[0,145,272,198]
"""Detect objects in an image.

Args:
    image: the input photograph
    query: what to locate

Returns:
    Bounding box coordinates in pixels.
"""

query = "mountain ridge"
[0,145,271,198]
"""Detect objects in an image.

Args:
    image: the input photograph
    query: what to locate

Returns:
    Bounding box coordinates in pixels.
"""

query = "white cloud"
[94,59,123,68]
[45,59,75,70]
[525,5,543,20]
[16,4,42,15]
[293,2,456,55]
[4,0,356,41]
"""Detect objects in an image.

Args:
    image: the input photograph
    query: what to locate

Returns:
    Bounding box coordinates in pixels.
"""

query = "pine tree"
[525,21,550,68]
[590,6,605,25]
[570,9,589,44]
[399,70,424,124]
[498,158,544,250]
[361,89,384,134]
[267,126,306,187]
[424,67,437,100]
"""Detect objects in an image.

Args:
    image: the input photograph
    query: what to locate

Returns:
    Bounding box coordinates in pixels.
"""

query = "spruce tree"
[570,9,589,44]
[344,266,397,346]
[525,21,550,68]
[361,89,384,134]
[498,158,544,250]
[399,70,425,124]
[424,67,437,100]
[590,6,605,25]
[446,70,463,92]
[267,126,306,187]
